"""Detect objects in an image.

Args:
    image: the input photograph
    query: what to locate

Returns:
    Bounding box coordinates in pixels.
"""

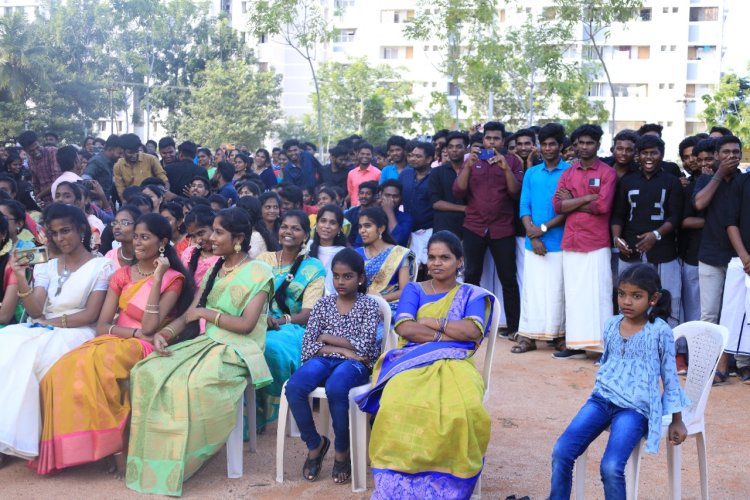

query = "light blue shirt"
[518,159,570,252]
[593,315,690,454]
[380,164,411,184]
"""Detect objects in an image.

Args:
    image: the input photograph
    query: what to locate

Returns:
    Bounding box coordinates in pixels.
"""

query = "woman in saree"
[103,205,141,270]
[356,231,494,500]
[32,213,193,475]
[355,207,414,310]
[179,205,219,287]
[0,204,113,464]
[160,201,189,257]
[126,207,275,496]
[255,209,325,429]
[0,214,23,327]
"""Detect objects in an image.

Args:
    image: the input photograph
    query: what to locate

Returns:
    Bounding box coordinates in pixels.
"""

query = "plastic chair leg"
[574,449,588,500]
[666,441,683,500]
[226,396,245,479]
[275,384,290,483]
[288,411,301,438]
[319,397,331,439]
[695,432,709,500]
[625,439,643,500]
[246,384,257,453]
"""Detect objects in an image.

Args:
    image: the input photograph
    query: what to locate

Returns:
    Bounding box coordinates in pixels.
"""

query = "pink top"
[553,159,617,253]
[179,246,220,287]
[104,248,122,271]
[347,165,381,206]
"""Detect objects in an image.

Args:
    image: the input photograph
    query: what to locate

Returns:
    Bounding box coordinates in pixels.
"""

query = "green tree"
[247,0,339,155]
[557,0,644,134]
[178,59,282,149]
[701,72,750,146]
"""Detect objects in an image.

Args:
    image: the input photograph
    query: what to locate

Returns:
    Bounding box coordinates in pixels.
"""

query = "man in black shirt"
[636,123,683,177]
[319,145,350,191]
[429,131,467,237]
[612,135,684,325]
[693,137,739,327]
[603,130,639,179]
[165,141,209,198]
[678,136,703,324]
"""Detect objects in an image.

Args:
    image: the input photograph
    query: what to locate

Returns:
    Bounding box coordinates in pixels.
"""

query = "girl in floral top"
[285,248,380,485]
[549,264,690,499]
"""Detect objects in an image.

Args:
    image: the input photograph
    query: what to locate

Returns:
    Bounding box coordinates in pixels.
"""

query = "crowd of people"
[0,118,745,498]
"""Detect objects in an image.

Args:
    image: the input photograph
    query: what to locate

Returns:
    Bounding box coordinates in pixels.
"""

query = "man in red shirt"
[17,130,61,206]
[552,124,616,359]
[347,142,381,206]
[453,121,523,336]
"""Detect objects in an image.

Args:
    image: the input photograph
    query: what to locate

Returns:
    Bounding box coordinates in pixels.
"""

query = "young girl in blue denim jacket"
[549,264,690,499]
[285,248,380,485]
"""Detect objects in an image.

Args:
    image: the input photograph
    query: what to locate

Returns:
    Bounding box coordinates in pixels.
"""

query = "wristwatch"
[652,230,662,241]
[541,224,548,233]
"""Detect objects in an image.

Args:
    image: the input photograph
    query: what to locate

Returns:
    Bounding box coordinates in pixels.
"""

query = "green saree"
[125,261,274,496]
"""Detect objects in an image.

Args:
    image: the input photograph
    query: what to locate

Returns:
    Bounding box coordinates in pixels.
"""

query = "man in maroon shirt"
[17,130,61,206]
[454,121,524,335]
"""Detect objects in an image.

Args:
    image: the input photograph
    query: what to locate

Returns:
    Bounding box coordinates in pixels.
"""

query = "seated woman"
[259,191,281,240]
[0,204,113,463]
[55,181,105,251]
[308,204,348,296]
[356,207,413,306]
[286,248,379,484]
[356,231,494,500]
[236,195,276,258]
[0,214,22,327]
[160,201,189,257]
[0,199,37,249]
[103,205,141,270]
[255,210,325,429]
[126,208,274,496]
[32,213,193,475]
[180,206,219,287]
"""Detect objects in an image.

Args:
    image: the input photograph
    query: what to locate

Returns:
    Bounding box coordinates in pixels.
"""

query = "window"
[424,45,429,51]
[668,83,675,90]
[432,45,438,51]
[673,7,679,13]
[685,84,696,98]
[116,121,123,133]
[498,9,506,22]
[588,83,648,98]
[405,46,413,59]
[689,7,718,22]
[335,0,355,8]
[688,45,717,60]
[670,45,676,51]
[334,29,355,43]
[381,9,413,23]
[659,83,665,89]
[661,45,667,51]
[241,1,248,13]
[259,33,268,43]
[663,7,669,13]
[98,121,106,132]
[640,8,652,21]
[382,47,399,59]
[638,46,650,59]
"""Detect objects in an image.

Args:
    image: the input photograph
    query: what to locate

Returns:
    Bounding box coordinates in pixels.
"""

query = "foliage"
[178,59,282,150]
[701,72,750,146]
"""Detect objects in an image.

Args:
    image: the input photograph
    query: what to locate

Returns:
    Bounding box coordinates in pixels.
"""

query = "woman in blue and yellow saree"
[356,231,494,500]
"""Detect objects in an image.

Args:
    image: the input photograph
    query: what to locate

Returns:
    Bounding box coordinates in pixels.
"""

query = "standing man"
[113,134,169,200]
[347,143,380,206]
[158,137,177,166]
[604,130,639,179]
[17,130,61,206]
[400,141,435,271]
[83,134,122,202]
[611,135,684,326]
[513,123,570,354]
[380,135,410,183]
[552,124,616,358]
[453,121,523,337]
[165,141,209,198]
[514,128,540,170]
[319,145,350,191]
[281,139,321,191]
[430,131,467,237]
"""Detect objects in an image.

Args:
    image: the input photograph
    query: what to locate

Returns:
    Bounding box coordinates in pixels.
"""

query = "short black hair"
[709,125,732,136]
[56,146,79,172]
[637,123,663,137]
[613,130,640,145]
[178,141,197,159]
[380,179,403,194]
[514,128,537,143]
[119,133,142,151]
[208,193,228,208]
[216,161,235,183]
[158,137,176,149]
[446,131,470,146]
[432,129,449,142]
[282,139,300,152]
[359,180,379,196]
[104,135,121,150]
[279,185,303,206]
[303,141,317,152]
[122,185,144,202]
[386,135,407,150]
[483,121,506,134]
[140,176,167,188]
[410,141,436,159]
[715,134,743,152]
[0,173,18,194]
[469,132,484,145]
[636,134,665,155]
[328,145,345,158]
[357,142,374,153]
[537,123,566,145]
[197,147,211,157]
[678,136,699,158]
[692,138,716,156]
[93,137,106,146]
[17,131,38,149]
[190,176,210,191]
[571,124,603,143]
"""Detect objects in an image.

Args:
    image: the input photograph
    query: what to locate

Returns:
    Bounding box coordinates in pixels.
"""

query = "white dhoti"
[409,228,433,266]
[719,257,750,356]
[563,247,613,351]
[519,250,565,340]
[480,240,525,328]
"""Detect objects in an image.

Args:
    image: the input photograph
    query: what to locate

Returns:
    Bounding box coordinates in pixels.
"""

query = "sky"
[722,0,748,74]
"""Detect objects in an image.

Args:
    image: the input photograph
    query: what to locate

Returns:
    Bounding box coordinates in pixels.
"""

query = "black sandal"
[302,436,330,482]
[713,370,729,386]
[332,458,351,484]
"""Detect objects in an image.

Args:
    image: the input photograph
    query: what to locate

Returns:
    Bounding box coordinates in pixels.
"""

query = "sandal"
[738,366,750,385]
[511,339,537,354]
[712,370,729,386]
[302,436,330,482]
[332,458,351,484]
[553,338,566,352]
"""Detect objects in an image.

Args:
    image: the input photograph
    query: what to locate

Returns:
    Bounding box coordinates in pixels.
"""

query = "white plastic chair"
[348,291,500,496]
[573,321,728,500]
[275,294,391,491]
[226,376,257,478]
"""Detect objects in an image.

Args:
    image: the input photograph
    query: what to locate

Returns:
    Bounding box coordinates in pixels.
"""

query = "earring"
[159,246,165,257]
[81,235,85,243]
[378,232,382,239]
[234,242,242,253]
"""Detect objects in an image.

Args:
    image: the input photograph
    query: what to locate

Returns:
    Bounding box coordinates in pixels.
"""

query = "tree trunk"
[307,56,324,160]
[528,70,536,127]
[589,22,616,135]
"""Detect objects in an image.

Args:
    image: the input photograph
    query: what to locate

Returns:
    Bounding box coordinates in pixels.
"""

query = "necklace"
[275,250,296,269]
[222,254,248,274]
[429,279,455,295]
[136,263,154,277]
[56,254,87,296]
[119,247,135,262]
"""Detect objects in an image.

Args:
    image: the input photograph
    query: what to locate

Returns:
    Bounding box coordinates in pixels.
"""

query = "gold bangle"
[214,312,222,327]
[17,288,33,298]
[162,326,177,340]
[61,314,68,328]
[108,325,115,336]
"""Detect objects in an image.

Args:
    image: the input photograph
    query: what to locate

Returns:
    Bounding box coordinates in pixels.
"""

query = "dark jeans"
[550,393,648,500]
[285,356,370,453]
[463,230,520,331]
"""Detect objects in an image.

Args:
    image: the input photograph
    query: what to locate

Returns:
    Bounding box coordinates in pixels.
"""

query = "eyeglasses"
[110,220,135,227]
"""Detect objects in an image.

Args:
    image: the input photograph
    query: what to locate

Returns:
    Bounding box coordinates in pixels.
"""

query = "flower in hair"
[285,273,294,282]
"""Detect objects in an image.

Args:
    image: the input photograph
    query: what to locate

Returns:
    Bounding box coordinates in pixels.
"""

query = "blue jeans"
[285,356,370,453]
[550,393,647,500]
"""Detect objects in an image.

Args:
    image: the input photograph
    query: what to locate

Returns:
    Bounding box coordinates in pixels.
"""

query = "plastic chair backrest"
[368,293,392,353]
[672,321,728,422]
[478,292,500,397]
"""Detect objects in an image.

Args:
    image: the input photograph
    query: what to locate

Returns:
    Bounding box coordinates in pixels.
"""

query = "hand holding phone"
[478,149,496,161]
[13,246,49,266]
